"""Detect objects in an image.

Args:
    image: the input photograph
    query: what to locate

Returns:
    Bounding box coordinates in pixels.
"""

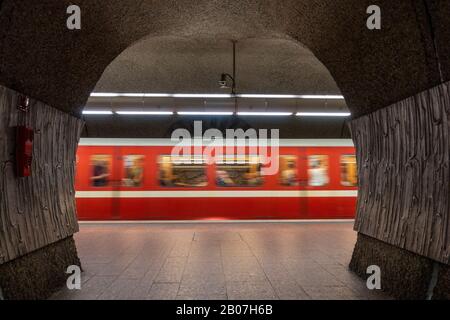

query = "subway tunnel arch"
[92,35,342,95]
[85,34,349,138]
[0,1,448,299]
[79,31,355,221]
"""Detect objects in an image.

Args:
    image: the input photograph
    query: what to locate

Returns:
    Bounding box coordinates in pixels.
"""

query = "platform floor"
[51,222,390,300]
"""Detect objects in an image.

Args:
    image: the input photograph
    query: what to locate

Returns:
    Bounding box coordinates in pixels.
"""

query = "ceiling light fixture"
[296,112,351,117]
[90,93,121,97]
[237,112,293,116]
[299,95,344,100]
[238,94,298,99]
[120,93,146,97]
[177,111,234,116]
[82,110,113,115]
[172,94,233,99]
[143,93,172,98]
[90,93,345,100]
[116,111,174,115]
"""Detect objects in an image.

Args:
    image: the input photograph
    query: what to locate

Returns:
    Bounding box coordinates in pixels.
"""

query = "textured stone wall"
[350,233,434,299]
[350,233,449,299]
[0,236,80,300]
[433,263,450,300]
[0,85,83,263]
[350,81,450,264]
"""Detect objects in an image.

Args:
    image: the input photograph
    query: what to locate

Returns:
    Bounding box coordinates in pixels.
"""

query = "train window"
[279,156,299,186]
[308,155,329,187]
[122,155,144,187]
[216,155,264,187]
[90,155,112,187]
[158,155,207,187]
[341,155,358,187]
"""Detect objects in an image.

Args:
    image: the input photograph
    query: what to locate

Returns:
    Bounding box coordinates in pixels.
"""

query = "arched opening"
[76,34,355,222]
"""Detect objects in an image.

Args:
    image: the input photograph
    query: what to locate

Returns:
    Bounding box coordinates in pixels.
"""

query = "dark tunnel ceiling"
[94,36,341,95]
[0,1,448,118]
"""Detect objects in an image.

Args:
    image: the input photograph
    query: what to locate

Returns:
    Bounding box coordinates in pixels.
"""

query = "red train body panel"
[75,139,358,220]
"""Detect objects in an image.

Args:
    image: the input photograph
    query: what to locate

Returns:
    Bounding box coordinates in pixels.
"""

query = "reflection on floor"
[51,222,390,300]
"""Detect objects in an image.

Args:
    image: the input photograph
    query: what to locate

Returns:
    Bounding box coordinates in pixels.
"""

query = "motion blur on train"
[75,139,358,220]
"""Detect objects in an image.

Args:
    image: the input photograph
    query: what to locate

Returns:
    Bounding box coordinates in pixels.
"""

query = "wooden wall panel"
[350,81,450,264]
[0,85,83,264]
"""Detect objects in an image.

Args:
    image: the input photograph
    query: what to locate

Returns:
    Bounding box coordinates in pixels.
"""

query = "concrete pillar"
[0,85,83,299]
[349,81,450,299]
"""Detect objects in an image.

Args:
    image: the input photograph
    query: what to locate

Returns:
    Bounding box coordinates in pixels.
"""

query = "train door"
[274,147,308,219]
[302,146,357,219]
[302,146,334,219]
[336,148,358,218]
[75,145,119,220]
[114,146,150,220]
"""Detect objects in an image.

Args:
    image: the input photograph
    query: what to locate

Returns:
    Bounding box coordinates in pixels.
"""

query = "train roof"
[78,138,354,147]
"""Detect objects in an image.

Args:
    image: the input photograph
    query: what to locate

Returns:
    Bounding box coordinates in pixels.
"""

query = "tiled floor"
[51,222,390,300]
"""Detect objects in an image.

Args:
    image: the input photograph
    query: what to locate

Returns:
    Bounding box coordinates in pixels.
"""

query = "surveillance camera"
[219,80,229,89]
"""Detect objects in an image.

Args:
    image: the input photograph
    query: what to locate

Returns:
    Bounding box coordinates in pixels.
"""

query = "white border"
[78,138,354,147]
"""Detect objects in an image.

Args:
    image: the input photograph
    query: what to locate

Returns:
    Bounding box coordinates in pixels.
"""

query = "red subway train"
[75,139,358,220]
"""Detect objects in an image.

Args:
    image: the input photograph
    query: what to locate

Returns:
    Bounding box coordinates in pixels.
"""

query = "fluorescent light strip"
[172,94,232,99]
[238,94,298,99]
[296,112,351,117]
[90,93,121,97]
[82,110,113,115]
[120,93,145,97]
[90,93,172,98]
[116,111,174,115]
[82,110,349,117]
[90,93,344,99]
[143,93,172,98]
[299,95,344,99]
[120,93,171,98]
[238,112,293,116]
[238,94,344,100]
[177,112,234,116]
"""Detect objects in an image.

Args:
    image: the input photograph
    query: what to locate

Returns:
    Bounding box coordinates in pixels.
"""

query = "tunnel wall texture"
[350,233,449,300]
[0,85,83,264]
[350,81,450,265]
[0,237,80,300]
